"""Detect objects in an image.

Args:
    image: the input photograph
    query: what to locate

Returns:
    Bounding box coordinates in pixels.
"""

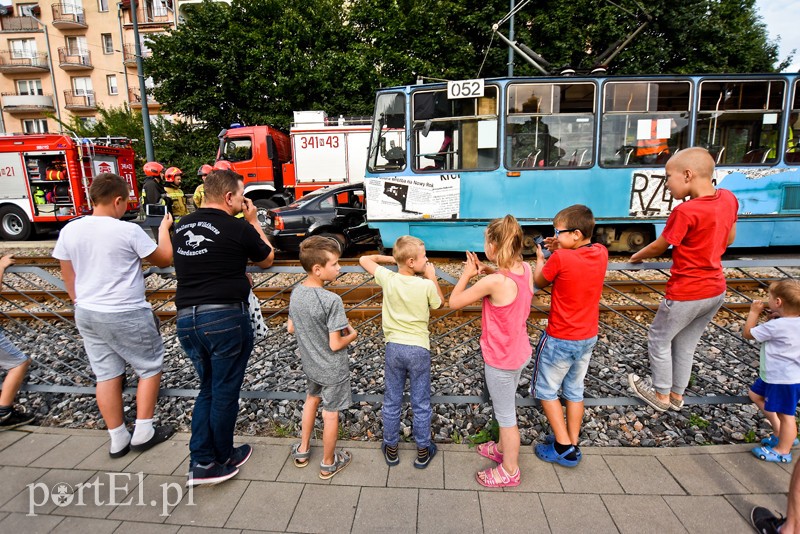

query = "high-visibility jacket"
[193,184,204,208]
[164,184,187,218]
[636,120,669,157]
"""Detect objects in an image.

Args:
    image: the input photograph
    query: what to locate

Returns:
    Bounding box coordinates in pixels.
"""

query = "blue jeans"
[382,342,432,448]
[532,333,597,402]
[177,307,253,465]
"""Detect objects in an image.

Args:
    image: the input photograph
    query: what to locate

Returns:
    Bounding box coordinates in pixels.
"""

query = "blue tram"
[363,74,800,253]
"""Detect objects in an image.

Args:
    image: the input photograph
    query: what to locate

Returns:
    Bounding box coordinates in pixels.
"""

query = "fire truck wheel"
[253,199,278,229]
[0,206,32,241]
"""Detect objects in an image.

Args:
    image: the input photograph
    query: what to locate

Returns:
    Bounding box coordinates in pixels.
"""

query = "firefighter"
[163,167,188,220]
[192,164,213,209]
[141,161,170,242]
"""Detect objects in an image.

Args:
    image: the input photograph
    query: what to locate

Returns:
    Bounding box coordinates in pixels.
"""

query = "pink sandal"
[476,463,520,488]
[476,441,504,463]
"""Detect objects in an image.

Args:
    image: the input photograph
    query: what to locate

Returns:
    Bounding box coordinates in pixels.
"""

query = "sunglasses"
[553,227,578,238]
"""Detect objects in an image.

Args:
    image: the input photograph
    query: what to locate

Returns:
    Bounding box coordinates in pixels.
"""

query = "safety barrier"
[1,259,798,409]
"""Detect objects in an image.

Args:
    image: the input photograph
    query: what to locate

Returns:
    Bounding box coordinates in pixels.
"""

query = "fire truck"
[0,134,139,240]
[216,111,371,224]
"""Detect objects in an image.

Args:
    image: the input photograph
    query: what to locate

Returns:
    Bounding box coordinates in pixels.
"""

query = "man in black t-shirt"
[173,169,273,487]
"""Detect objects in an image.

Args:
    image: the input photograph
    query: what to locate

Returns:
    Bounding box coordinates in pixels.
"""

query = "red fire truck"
[0,134,139,240]
[216,111,371,223]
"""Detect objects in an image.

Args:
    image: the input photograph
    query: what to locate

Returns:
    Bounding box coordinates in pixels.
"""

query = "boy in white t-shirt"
[53,173,175,458]
[744,279,800,464]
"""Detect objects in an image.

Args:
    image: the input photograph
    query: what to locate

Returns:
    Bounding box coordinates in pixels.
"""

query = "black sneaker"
[750,506,785,534]
[186,462,239,487]
[0,408,34,431]
[226,444,252,468]
[414,443,437,469]
[381,442,399,466]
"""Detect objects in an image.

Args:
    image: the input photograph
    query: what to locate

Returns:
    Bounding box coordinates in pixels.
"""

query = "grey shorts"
[484,358,530,428]
[75,306,165,382]
[307,377,352,412]
[0,330,29,371]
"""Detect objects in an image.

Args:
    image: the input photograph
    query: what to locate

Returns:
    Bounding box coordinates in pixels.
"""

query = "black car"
[265,183,377,253]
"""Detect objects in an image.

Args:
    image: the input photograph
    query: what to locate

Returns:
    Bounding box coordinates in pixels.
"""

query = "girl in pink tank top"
[450,215,534,489]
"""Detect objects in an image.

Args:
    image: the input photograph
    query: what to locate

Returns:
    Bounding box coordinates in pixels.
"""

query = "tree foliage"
[144,0,781,130]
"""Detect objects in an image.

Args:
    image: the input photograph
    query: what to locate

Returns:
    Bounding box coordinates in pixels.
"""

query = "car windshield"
[287,186,348,208]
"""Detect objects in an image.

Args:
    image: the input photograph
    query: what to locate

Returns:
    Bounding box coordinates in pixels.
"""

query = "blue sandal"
[535,442,580,467]
[541,435,582,462]
[752,445,792,463]
[760,434,800,448]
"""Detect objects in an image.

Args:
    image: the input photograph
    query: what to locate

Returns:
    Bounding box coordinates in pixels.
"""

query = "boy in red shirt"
[532,205,608,467]
[628,147,738,412]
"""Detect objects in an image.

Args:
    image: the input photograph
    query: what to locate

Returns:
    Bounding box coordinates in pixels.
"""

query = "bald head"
[665,147,715,180]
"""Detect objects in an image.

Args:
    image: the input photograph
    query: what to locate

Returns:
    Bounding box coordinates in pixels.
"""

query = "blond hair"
[769,279,800,314]
[485,215,523,270]
[393,235,424,264]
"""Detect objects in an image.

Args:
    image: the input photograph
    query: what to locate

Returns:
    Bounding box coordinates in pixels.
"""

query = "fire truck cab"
[217,111,371,228]
[0,134,139,240]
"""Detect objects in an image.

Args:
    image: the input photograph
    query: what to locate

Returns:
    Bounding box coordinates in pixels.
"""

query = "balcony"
[63,90,96,111]
[0,51,49,73]
[122,1,175,28]
[57,48,92,70]
[51,3,87,29]
[0,16,40,33]
[122,43,151,67]
[1,93,55,114]
[128,87,158,108]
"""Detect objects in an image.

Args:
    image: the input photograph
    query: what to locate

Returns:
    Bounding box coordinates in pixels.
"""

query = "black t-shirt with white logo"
[172,208,272,309]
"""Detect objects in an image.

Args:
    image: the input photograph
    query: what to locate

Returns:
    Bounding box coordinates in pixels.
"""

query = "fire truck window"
[223,138,253,162]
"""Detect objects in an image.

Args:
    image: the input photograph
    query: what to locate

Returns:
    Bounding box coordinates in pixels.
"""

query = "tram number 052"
[447,79,484,100]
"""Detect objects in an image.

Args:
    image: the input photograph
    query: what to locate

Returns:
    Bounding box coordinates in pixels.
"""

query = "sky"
[756,0,800,72]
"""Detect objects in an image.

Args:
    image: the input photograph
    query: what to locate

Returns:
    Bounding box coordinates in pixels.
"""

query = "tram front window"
[600,81,690,167]
[506,82,596,168]
[411,86,499,172]
[368,92,407,173]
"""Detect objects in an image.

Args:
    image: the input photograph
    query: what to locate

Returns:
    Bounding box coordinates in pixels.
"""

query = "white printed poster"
[366,175,460,220]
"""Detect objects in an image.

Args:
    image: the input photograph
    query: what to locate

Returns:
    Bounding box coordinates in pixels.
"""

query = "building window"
[17,80,43,96]
[107,75,118,95]
[101,34,113,55]
[9,39,36,59]
[18,3,38,16]
[22,119,48,134]
[65,36,88,55]
[98,0,109,12]
[80,117,98,128]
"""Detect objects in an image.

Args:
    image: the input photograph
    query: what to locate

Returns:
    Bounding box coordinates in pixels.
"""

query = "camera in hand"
[533,235,552,259]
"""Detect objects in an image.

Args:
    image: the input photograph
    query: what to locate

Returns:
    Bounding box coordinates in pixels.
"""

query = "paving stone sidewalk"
[0,426,790,533]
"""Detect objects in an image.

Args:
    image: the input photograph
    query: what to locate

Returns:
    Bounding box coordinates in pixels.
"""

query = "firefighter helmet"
[197,164,213,177]
[143,161,164,177]
[212,160,232,171]
[164,166,183,183]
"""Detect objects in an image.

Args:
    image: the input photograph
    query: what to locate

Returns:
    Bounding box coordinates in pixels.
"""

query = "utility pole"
[129,0,154,161]
[32,16,62,130]
[507,0,515,77]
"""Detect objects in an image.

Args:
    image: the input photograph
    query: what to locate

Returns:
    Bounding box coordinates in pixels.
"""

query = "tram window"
[600,81,691,167]
[506,82,596,169]
[368,92,407,173]
[786,83,800,164]
[695,80,785,165]
[411,86,499,172]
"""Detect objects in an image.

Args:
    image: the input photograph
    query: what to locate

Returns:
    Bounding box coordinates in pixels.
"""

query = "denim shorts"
[531,333,597,402]
[308,377,352,413]
[75,306,164,382]
[0,330,28,371]
[484,358,529,428]
[751,378,800,415]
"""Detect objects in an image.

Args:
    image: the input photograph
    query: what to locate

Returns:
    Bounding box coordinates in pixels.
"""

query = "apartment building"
[0,0,179,134]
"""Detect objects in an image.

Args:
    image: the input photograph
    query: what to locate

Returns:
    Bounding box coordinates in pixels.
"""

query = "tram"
[363,74,800,253]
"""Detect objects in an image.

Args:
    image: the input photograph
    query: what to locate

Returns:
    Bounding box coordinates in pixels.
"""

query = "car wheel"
[253,199,278,230]
[319,232,347,254]
[0,206,32,241]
